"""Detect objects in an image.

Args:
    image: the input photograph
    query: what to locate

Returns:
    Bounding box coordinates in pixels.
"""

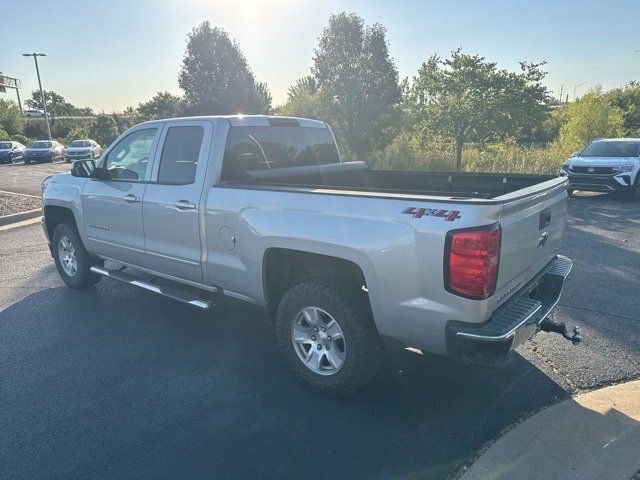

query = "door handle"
[173,200,196,210]
[123,194,139,203]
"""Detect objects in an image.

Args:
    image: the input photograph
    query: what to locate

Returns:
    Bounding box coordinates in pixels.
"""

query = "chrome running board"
[90,266,214,310]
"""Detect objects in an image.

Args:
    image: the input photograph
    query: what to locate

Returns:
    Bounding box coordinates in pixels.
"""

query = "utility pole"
[22,52,52,140]
[558,84,564,104]
[573,81,588,101]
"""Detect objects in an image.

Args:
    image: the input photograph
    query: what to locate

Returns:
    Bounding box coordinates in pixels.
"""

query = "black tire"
[52,222,102,288]
[24,160,30,165]
[275,277,382,397]
[567,188,574,198]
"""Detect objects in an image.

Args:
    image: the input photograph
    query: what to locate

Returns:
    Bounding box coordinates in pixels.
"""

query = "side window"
[103,128,157,181]
[157,126,204,184]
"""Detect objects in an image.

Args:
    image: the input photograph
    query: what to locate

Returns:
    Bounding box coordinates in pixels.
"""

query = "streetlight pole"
[22,53,52,141]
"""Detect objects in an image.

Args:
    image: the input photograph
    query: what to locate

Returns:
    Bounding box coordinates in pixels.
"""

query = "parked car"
[24,109,47,118]
[0,141,26,164]
[41,115,576,396]
[24,140,64,164]
[64,139,101,162]
[560,138,640,200]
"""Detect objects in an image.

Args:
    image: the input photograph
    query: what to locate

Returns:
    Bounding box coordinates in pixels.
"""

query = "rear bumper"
[567,173,633,192]
[446,255,572,365]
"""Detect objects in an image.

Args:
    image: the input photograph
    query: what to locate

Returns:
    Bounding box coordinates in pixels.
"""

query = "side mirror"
[570,151,580,157]
[71,159,97,178]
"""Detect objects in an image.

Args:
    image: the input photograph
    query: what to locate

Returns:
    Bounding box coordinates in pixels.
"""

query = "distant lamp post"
[22,52,52,140]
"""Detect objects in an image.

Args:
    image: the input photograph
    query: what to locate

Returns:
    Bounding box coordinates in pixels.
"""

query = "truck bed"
[238,161,556,200]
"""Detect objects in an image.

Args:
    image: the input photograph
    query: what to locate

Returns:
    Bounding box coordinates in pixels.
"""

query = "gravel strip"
[0,192,41,217]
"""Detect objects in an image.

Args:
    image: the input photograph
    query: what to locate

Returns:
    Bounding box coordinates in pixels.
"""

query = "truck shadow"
[2,285,571,480]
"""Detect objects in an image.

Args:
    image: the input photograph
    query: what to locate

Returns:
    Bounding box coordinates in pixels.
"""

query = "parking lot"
[0,159,69,196]
[1,162,639,479]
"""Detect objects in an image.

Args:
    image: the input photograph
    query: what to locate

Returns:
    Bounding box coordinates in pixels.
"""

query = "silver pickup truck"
[42,115,577,396]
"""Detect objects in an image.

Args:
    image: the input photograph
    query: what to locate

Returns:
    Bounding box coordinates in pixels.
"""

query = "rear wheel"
[52,222,102,288]
[275,277,382,397]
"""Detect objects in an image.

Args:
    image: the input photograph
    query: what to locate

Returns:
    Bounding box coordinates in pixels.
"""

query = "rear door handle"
[123,194,139,203]
[173,200,196,210]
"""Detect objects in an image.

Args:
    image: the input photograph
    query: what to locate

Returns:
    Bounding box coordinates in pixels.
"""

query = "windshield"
[0,142,12,149]
[29,141,52,148]
[221,125,340,181]
[69,140,92,147]
[580,141,640,158]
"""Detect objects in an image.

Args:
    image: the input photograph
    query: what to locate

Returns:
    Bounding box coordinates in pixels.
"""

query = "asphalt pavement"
[0,184,638,479]
[0,160,69,196]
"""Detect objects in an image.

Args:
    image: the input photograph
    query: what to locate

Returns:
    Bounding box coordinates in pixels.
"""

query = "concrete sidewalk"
[460,381,640,480]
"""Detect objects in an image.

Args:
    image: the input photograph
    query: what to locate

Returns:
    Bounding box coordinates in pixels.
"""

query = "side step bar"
[90,266,214,310]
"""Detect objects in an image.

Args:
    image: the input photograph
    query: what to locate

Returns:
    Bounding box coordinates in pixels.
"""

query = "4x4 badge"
[402,207,461,222]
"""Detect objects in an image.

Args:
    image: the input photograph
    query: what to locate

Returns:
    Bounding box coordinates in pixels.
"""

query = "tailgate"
[494,179,568,303]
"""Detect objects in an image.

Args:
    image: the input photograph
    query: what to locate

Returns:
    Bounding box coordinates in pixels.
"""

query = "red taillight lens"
[445,225,501,300]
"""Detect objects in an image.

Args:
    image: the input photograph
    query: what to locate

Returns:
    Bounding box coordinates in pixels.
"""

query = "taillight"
[444,224,501,300]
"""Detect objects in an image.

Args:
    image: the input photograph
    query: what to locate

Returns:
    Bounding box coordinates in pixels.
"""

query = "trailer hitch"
[539,318,582,344]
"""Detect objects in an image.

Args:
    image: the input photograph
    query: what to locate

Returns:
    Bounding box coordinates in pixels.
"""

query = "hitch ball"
[540,318,583,344]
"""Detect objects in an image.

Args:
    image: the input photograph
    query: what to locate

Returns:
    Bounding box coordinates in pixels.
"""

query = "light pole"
[22,52,52,140]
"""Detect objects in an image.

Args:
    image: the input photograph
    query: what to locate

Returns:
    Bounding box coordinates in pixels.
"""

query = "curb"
[459,380,640,480]
[0,189,40,198]
[0,209,42,227]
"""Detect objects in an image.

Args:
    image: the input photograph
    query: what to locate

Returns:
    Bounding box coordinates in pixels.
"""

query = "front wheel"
[52,222,102,288]
[567,188,574,198]
[275,277,382,397]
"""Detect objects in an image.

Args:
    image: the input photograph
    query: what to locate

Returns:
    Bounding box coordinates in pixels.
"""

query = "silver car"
[64,139,102,163]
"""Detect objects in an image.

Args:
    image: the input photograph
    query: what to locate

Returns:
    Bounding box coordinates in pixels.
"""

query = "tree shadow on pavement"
[1,285,570,480]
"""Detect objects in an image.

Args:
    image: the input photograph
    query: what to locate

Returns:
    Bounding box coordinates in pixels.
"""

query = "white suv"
[560,138,640,200]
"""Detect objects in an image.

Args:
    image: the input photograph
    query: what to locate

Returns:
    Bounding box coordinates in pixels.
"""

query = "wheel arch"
[262,248,372,320]
[44,205,79,251]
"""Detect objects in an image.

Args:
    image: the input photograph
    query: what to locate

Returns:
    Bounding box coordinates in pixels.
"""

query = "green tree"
[287,76,319,100]
[556,89,625,154]
[179,21,263,115]
[0,99,25,136]
[254,82,273,114]
[312,13,401,160]
[408,49,549,170]
[64,124,91,145]
[606,82,640,136]
[25,90,92,116]
[89,114,119,147]
[137,91,184,120]
[277,76,324,119]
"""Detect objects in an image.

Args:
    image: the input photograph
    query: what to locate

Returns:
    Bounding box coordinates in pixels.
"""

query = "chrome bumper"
[447,255,572,364]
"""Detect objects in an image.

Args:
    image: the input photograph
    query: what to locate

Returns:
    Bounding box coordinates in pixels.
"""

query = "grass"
[366,134,567,175]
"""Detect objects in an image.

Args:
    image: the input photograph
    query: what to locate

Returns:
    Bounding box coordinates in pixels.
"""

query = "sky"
[2,0,639,112]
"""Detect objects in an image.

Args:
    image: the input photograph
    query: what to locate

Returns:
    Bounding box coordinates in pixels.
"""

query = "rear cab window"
[221,124,340,182]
